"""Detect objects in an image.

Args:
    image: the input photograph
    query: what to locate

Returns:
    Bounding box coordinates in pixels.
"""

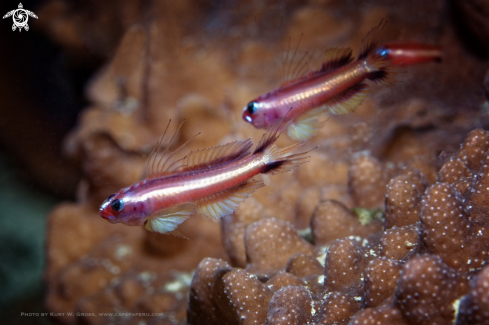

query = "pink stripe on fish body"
[100,116,311,234]
[120,153,265,218]
[243,22,395,140]
[252,59,370,126]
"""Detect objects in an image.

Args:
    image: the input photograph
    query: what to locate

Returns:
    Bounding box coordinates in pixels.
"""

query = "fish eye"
[111,199,124,212]
[247,102,257,114]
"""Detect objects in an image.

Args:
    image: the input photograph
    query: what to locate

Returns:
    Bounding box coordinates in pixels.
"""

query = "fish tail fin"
[365,53,394,85]
[358,20,394,85]
[254,117,313,175]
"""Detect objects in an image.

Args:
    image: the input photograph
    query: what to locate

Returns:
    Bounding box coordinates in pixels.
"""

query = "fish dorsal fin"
[280,47,353,88]
[327,82,370,115]
[253,116,291,155]
[182,139,253,172]
[145,202,197,235]
[197,180,265,220]
[146,120,200,179]
[279,78,301,88]
[279,58,315,88]
[279,34,314,85]
[358,20,386,59]
[320,47,353,72]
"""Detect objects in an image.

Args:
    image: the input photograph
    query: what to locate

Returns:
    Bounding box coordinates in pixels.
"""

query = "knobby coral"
[187,129,489,325]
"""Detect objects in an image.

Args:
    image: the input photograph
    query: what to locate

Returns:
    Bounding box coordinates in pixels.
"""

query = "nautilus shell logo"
[3,3,37,32]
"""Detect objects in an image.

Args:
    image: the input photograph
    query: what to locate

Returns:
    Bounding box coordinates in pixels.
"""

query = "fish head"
[242,100,270,129]
[99,191,149,226]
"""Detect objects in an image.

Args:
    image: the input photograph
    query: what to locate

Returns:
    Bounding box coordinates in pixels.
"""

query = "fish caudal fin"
[255,117,312,175]
[197,179,265,220]
[358,20,393,85]
[144,202,197,236]
[261,142,311,175]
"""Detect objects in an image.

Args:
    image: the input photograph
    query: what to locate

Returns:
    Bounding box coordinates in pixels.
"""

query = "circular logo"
[3,3,38,32]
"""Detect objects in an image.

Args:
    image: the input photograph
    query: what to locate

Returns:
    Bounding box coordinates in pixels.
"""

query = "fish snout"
[242,111,253,124]
[99,208,116,222]
[242,107,267,129]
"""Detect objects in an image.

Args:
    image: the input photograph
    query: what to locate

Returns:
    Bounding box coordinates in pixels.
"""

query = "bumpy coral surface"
[40,0,489,324]
[188,129,489,325]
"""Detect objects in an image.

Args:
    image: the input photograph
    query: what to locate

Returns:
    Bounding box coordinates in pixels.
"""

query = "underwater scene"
[2,0,489,324]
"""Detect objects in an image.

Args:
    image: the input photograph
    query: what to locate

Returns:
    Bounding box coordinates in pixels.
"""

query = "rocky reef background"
[2,0,489,324]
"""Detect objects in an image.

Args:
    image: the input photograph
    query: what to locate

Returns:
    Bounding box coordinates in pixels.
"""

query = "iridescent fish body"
[243,22,392,141]
[99,118,310,236]
[377,42,442,66]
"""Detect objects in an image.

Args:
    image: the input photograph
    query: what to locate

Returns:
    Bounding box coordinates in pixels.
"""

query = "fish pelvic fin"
[144,202,197,235]
[197,179,265,220]
[358,20,394,85]
[182,139,253,172]
[327,82,371,115]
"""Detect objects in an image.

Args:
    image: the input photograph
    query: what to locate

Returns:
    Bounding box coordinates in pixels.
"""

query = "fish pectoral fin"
[327,82,370,115]
[197,179,265,220]
[167,229,188,238]
[287,107,324,141]
[144,202,197,235]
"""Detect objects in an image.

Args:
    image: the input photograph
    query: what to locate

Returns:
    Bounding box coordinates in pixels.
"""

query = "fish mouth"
[99,209,116,222]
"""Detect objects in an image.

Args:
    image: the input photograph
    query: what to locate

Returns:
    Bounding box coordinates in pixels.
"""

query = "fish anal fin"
[197,180,265,220]
[145,202,197,235]
[287,107,324,141]
[320,47,353,72]
[183,139,253,172]
[327,82,370,115]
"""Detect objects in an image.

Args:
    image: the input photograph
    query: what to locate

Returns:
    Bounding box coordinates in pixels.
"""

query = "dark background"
[0,0,92,323]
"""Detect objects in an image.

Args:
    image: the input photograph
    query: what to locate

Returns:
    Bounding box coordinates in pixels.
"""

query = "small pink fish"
[377,42,442,66]
[242,22,392,141]
[99,118,310,236]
